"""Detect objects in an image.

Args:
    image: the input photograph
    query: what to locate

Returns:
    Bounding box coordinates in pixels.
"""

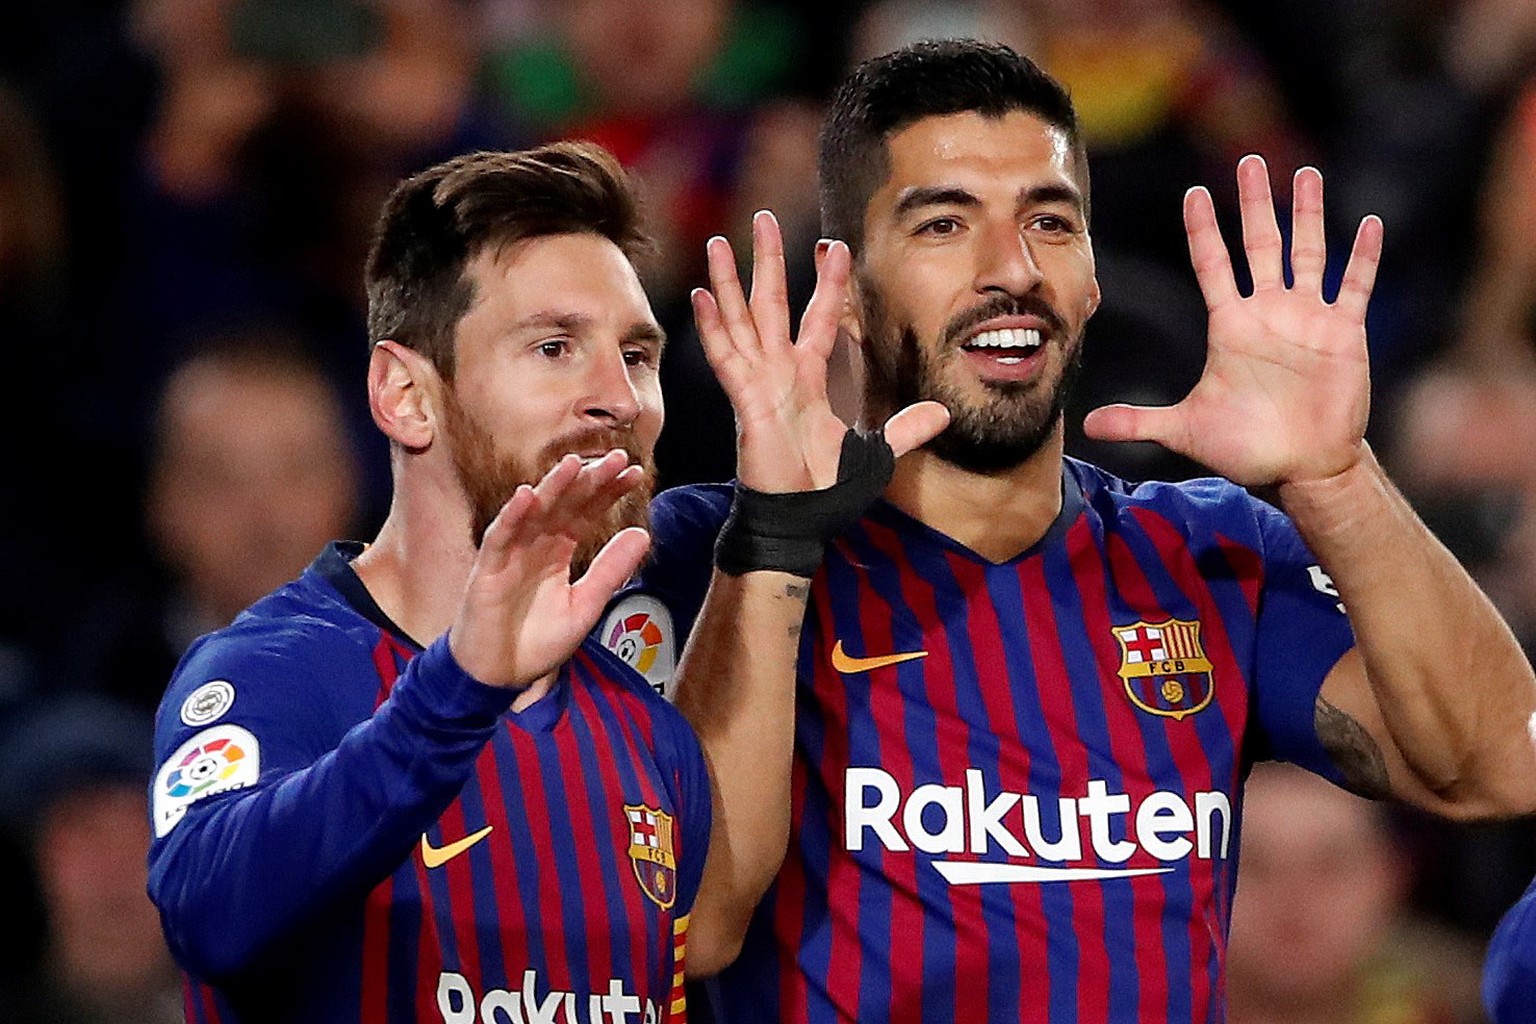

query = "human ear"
[367,340,438,450]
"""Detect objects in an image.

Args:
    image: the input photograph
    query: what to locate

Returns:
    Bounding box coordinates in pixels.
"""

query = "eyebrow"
[892,182,1087,219]
[893,186,981,219]
[512,311,666,350]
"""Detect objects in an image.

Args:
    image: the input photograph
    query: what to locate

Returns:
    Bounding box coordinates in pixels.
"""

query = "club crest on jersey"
[1112,618,1214,720]
[624,804,677,910]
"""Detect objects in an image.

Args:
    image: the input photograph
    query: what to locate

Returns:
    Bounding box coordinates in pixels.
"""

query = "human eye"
[536,339,569,358]
[1030,212,1080,237]
[914,215,963,238]
[622,345,656,368]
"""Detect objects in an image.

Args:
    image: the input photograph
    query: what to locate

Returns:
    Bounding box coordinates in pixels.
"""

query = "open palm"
[1084,157,1383,488]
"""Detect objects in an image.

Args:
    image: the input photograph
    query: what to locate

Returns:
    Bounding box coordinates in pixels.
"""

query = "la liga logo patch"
[153,724,261,837]
[599,595,677,699]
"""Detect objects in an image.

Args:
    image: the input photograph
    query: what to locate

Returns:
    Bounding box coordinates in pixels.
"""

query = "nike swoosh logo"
[831,640,929,674]
[421,824,494,868]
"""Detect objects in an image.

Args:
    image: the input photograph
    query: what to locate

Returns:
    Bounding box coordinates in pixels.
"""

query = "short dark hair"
[819,38,1086,249]
[364,142,654,379]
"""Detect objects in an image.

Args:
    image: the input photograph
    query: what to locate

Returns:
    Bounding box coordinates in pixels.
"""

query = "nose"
[580,346,641,427]
[974,218,1043,297]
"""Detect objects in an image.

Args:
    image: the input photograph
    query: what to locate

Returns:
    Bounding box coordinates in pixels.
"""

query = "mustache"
[941,293,1065,348]
[537,427,650,472]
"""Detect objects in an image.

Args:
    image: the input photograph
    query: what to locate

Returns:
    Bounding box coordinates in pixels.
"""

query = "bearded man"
[148,142,720,1023]
[609,39,1536,1024]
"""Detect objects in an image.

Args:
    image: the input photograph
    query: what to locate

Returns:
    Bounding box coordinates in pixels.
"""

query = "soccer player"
[605,40,1536,1023]
[148,143,712,1023]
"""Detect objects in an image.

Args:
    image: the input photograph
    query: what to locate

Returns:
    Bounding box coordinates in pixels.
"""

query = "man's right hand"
[448,451,650,689]
[690,211,949,495]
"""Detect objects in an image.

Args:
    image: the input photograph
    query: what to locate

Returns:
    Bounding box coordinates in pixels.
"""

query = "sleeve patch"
[153,724,261,838]
[180,680,237,726]
[599,595,678,700]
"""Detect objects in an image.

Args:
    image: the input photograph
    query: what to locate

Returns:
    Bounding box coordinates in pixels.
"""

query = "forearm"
[675,568,808,971]
[149,638,510,977]
[1279,444,1536,814]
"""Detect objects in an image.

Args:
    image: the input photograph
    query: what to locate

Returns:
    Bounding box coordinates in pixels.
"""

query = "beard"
[439,386,654,578]
[860,282,1084,474]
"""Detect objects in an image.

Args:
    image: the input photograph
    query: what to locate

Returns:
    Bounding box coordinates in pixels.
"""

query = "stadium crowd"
[0,0,1534,1021]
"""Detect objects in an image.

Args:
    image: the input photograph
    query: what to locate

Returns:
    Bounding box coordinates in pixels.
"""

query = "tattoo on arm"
[1314,697,1391,799]
[785,582,810,601]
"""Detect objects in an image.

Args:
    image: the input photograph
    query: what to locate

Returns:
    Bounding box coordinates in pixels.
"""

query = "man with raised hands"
[613,39,1536,1024]
[149,143,715,1024]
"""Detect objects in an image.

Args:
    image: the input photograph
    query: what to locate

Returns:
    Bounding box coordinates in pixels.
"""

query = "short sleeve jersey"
[612,459,1354,1024]
[149,543,710,1024]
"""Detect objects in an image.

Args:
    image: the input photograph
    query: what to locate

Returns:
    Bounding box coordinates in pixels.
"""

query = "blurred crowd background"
[0,0,1534,1021]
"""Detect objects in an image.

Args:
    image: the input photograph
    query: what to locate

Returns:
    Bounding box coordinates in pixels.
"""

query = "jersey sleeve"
[634,484,734,640]
[1246,496,1359,781]
[1484,875,1536,1021]
[147,630,514,981]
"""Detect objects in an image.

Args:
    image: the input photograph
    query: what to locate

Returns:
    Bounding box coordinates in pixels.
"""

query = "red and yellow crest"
[625,804,677,909]
[1112,618,1215,720]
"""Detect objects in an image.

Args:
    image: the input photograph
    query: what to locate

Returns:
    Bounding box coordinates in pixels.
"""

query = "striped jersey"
[617,458,1355,1024]
[149,541,709,1024]
[1484,874,1536,1021]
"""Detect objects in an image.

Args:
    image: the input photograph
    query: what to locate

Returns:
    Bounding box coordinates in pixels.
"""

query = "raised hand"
[448,450,650,689]
[1083,155,1383,488]
[690,211,949,493]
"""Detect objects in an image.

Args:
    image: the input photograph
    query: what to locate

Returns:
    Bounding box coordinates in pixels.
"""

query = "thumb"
[1081,402,1183,447]
[882,401,951,458]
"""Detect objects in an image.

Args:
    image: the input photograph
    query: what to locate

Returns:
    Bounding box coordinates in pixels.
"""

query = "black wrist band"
[714,429,896,577]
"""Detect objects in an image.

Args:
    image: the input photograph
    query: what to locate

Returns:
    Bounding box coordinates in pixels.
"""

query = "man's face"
[855,110,1100,473]
[441,233,664,571]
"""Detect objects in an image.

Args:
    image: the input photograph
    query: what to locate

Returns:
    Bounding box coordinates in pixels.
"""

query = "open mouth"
[961,327,1044,365]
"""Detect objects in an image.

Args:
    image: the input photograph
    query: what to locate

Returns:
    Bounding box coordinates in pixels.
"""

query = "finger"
[1081,402,1185,451]
[1334,214,1384,322]
[748,211,792,352]
[705,234,762,354]
[1236,154,1285,291]
[1183,186,1240,310]
[570,526,652,616]
[475,483,538,567]
[1290,166,1327,295]
[797,239,852,365]
[691,287,752,387]
[882,400,951,458]
[537,450,632,526]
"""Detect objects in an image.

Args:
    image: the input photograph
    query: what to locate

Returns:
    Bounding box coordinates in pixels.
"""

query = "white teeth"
[967,328,1042,350]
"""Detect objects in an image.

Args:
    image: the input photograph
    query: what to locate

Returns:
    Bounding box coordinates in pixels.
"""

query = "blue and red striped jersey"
[1484,874,1536,1021]
[620,458,1355,1024]
[149,542,709,1024]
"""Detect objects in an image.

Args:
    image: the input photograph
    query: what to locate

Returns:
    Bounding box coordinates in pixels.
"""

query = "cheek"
[636,380,665,454]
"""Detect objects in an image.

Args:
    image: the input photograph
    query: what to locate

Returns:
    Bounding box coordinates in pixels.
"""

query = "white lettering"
[1195,791,1232,859]
[439,973,475,1024]
[1080,780,1136,863]
[904,783,964,853]
[843,768,1236,882]
[1020,795,1082,861]
[845,767,907,851]
[481,989,522,1024]
[1136,791,1195,861]
[966,769,1027,856]
[436,972,655,1024]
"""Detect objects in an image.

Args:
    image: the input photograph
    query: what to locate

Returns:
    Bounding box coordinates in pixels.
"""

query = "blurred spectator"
[1227,762,1486,1024]
[54,333,363,715]
[1455,76,1536,373]
[0,693,179,1023]
[1373,363,1536,937]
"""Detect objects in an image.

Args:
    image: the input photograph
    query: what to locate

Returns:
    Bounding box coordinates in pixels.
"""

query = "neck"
[883,426,1067,562]
[352,480,477,650]
[352,470,559,708]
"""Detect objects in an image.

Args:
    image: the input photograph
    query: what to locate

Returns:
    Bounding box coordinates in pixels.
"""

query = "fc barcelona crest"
[625,804,678,909]
[1112,619,1215,720]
